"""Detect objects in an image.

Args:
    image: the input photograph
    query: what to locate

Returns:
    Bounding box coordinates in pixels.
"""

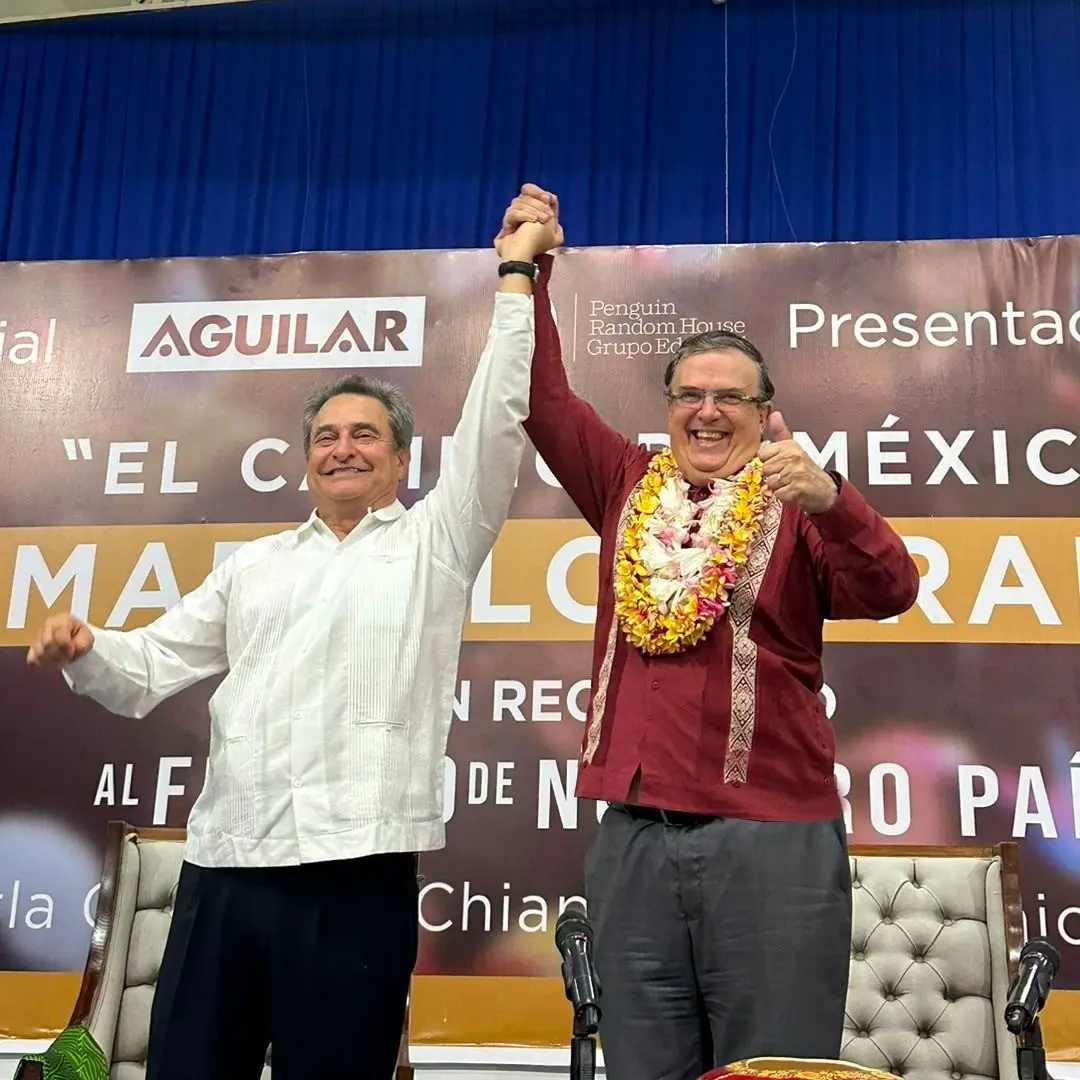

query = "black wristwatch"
[498,260,539,281]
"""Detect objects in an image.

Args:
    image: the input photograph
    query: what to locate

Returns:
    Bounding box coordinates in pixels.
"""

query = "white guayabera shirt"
[63,292,535,869]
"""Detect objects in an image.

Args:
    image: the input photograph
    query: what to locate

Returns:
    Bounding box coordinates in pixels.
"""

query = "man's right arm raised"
[26,560,232,719]
[503,185,634,531]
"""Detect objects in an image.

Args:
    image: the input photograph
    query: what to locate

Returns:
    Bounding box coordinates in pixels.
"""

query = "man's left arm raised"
[425,215,561,582]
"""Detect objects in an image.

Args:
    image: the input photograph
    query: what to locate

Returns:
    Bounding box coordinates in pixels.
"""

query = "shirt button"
[293,779,302,788]
[651,681,660,689]
[293,711,302,720]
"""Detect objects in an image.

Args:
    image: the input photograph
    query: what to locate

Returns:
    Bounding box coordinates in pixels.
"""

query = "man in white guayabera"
[25,196,563,1080]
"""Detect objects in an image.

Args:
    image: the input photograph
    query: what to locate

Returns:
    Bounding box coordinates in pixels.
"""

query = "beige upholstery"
[79,830,272,1080]
[32,828,1019,1080]
[841,849,1020,1080]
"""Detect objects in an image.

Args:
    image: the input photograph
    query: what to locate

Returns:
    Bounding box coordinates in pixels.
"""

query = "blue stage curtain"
[1,0,1078,261]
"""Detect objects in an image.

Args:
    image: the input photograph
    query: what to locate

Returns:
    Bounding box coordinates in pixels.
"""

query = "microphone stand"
[1015,1017,1048,1080]
[569,1003,600,1080]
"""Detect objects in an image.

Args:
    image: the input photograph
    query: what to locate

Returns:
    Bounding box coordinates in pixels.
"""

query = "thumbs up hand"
[764,411,793,443]
[758,409,839,514]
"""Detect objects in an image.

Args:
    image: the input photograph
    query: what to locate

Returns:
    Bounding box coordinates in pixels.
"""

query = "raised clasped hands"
[494,183,564,261]
[759,411,838,515]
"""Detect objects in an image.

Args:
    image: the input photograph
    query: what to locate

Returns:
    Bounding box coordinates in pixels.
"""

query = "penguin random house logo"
[125,296,427,373]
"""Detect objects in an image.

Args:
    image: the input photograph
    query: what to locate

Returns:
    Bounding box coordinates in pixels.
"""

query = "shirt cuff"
[491,290,534,327]
[535,253,555,287]
[807,477,882,540]
[61,625,122,694]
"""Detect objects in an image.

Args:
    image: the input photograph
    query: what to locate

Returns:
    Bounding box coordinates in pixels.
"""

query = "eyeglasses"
[665,388,767,410]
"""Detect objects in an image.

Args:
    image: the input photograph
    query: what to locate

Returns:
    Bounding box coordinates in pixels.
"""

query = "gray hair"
[301,374,415,454]
[662,330,775,401]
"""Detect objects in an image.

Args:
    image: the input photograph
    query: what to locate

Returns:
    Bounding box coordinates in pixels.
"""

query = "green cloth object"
[19,1026,108,1080]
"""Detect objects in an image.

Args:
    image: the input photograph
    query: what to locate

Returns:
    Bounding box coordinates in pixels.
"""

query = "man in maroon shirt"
[498,186,920,1080]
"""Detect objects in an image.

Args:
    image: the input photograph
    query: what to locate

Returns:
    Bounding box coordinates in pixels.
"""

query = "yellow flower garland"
[614,448,769,656]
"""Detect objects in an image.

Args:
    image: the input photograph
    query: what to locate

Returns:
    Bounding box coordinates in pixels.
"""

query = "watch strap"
[498,260,539,280]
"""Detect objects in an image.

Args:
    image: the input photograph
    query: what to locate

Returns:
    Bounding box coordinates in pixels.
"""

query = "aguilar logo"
[125,296,427,373]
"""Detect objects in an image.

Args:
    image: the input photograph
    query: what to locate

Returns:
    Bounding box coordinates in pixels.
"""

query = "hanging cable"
[767,0,799,241]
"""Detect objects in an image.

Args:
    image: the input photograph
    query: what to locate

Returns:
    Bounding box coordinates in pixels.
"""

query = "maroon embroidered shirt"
[524,256,920,822]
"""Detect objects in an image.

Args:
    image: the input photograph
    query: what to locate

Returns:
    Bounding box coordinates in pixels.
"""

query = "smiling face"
[304,393,409,515]
[666,349,772,485]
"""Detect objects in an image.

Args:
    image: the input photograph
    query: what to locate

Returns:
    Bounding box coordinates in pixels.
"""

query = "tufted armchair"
[15,821,411,1080]
[841,844,1024,1080]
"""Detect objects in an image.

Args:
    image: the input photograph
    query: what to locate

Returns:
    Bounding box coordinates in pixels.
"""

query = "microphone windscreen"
[1020,937,1061,975]
[555,903,592,950]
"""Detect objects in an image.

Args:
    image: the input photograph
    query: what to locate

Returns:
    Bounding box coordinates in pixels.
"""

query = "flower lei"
[613,448,769,655]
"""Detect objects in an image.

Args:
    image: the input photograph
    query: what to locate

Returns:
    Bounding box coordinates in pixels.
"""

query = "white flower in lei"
[699,475,740,537]
[637,470,742,612]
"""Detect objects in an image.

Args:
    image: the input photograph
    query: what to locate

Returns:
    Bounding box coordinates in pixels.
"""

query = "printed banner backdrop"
[1,239,1079,1050]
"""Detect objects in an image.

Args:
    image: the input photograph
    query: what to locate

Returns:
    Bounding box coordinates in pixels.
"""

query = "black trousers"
[146,852,418,1080]
[585,809,852,1080]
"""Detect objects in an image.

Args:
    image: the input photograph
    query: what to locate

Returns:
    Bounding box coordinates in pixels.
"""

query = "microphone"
[1005,938,1060,1035]
[554,903,602,1033]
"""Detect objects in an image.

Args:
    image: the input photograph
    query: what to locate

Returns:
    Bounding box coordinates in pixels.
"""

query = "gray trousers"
[585,807,852,1080]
